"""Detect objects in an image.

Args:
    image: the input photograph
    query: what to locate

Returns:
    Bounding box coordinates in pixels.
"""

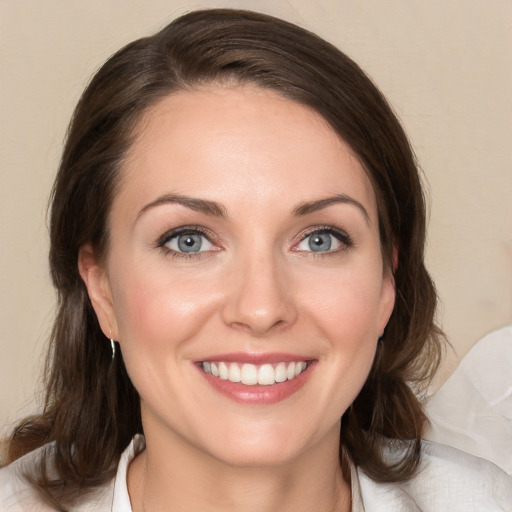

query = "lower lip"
[197,362,316,405]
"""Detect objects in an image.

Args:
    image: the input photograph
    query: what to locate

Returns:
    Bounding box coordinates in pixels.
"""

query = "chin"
[197,417,333,469]
[211,441,305,468]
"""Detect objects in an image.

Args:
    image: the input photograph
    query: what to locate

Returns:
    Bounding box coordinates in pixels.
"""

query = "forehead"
[116,85,377,221]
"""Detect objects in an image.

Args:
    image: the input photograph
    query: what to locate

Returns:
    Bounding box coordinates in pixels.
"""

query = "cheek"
[300,266,386,343]
[298,265,384,405]
[110,265,220,352]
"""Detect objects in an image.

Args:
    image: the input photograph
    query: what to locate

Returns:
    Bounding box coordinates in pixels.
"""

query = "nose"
[221,251,297,336]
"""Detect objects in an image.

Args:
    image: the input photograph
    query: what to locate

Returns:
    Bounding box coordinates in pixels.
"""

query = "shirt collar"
[111,435,365,512]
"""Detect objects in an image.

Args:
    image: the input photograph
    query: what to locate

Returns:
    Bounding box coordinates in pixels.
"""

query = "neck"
[128,426,351,512]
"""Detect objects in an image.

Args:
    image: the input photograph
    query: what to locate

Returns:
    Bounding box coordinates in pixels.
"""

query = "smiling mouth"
[199,361,310,386]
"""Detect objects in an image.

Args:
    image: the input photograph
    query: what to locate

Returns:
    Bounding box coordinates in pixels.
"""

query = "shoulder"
[0,444,55,511]
[357,440,512,512]
[0,443,114,512]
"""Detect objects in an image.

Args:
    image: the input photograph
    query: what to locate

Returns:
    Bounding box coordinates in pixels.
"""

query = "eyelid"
[292,225,353,252]
[156,225,221,255]
[157,225,206,245]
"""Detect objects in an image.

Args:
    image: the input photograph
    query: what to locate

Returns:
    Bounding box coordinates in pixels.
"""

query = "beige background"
[1,0,511,437]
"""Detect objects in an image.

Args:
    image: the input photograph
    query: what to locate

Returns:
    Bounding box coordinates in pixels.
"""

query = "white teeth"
[241,363,258,385]
[275,362,287,383]
[201,360,308,386]
[286,362,296,380]
[295,361,306,376]
[218,362,229,380]
[228,362,241,382]
[258,364,275,385]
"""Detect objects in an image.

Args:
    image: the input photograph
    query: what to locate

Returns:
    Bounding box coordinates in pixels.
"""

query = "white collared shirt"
[1,436,511,511]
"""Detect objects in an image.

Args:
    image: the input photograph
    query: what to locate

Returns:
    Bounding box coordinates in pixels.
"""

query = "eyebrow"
[137,193,227,219]
[137,192,369,224]
[292,194,370,224]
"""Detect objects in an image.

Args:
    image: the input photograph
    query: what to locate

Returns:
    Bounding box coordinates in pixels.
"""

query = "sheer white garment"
[425,325,512,476]
[1,435,511,511]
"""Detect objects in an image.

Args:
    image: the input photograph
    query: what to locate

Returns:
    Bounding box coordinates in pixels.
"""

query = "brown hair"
[3,8,443,507]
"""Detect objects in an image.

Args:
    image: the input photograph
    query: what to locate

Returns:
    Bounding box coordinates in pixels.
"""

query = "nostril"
[221,262,298,334]
[225,309,295,336]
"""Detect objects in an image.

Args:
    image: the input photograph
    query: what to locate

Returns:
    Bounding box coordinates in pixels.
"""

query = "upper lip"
[195,352,314,364]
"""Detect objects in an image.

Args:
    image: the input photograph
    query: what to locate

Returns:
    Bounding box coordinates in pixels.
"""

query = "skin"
[79,85,395,512]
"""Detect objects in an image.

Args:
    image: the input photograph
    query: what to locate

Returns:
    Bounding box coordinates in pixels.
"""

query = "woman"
[1,8,510,512]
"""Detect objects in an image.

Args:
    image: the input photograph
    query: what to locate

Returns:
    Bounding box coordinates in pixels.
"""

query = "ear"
[378,271,395,334]
[78,244,119,340]
[392,243,399,272]
[378,245,398,335]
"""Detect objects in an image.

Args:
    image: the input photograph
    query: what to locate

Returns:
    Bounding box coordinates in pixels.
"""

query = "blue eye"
[306,232,333,252]
[296,229,350,253]
[162,230,215,254]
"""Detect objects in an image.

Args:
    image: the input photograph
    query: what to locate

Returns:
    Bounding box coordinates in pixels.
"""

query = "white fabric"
[425,325,512,475]
[358,441,512,511]
[1,436,511,511]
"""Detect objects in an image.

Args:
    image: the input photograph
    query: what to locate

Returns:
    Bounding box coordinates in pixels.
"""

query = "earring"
[109,329,116,360]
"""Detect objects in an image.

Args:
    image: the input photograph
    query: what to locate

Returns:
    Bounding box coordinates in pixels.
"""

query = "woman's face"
[83,85,395,467]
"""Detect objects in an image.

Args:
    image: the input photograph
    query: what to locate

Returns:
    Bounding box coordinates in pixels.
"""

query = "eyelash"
[155,225,354,259]
[156,226,218,259]
[294,226,354,255]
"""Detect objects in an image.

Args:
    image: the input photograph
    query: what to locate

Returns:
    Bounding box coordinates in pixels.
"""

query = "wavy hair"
[2,8,444,507]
